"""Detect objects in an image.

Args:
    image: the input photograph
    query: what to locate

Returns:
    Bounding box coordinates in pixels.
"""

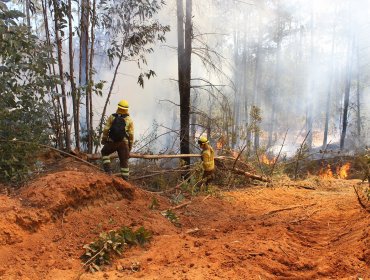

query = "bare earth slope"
[0,162,369,280]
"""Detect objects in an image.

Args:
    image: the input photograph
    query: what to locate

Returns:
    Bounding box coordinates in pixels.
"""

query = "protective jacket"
[201,144,215,171]
[102,109,134,147]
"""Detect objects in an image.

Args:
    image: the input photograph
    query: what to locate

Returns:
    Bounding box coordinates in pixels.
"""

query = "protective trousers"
[203,170,215,186]
[101,140,130,180]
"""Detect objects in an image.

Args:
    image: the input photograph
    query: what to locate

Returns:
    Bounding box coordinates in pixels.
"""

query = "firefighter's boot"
[120,167,129,181]
[102,156,112,174]
[103,163,112,175]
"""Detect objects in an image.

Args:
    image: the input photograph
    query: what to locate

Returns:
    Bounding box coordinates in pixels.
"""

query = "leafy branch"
[80,226,152,272]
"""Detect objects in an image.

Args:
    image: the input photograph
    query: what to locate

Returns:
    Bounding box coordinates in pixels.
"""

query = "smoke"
[93,0,370,153]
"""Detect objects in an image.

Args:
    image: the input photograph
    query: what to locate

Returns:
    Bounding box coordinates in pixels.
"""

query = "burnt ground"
[0,159,369,280]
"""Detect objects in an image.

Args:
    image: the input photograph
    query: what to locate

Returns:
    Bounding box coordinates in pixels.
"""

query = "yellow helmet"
[118,100,129,109]
[198,136,209,145]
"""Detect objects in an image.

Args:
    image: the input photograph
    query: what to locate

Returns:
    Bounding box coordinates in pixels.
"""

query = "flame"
[319,164,334,179]
[261,154,276,165]
[216,136,226,150]
[216,141,223,150]
[337,162,351,179]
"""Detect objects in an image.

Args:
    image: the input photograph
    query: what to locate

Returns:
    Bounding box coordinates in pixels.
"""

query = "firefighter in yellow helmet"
[198,136,215,185]
[101,100,134,180]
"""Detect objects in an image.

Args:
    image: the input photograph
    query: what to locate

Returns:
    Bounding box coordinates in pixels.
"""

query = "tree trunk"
[177,0,192,167]
[87,0,96,153]
[242,40,250,150]
[25,0,31,28]
[243,33,252,153]
[68,0,80,150]
[323,6,337,148]
[252,12,262,151]
[355,37,361,139]
[293,24,304,127]
[41,0,63,148]
[232,28,241,149]
[190,94,197,153]
[80,0,90,151]
[340,36,354,150]
[52,0,71,151]
[306,0,315,149]
[269,3,282,148]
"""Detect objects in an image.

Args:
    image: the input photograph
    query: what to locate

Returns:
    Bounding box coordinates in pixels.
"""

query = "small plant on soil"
[202,184,222,197]
[180,180,196,195]
[365,187,370,201]
[170,192,185,205]
[80,226,152,272]
[108,217,116,225]
[161,209,181,227]
[148,196,160,209]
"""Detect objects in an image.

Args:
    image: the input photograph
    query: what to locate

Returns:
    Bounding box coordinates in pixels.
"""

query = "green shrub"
[0,4,56,185]
[81,226,152,272]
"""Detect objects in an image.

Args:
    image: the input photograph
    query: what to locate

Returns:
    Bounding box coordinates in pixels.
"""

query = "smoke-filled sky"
[92,0,370,153]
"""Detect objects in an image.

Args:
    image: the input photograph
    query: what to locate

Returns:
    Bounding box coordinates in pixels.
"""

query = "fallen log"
[224,167,270,182]
[88,153,252,163]
[87,153,202,160]
[88,153,268,182]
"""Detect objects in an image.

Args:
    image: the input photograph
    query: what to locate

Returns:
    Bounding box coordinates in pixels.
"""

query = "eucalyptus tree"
[79,0,98,153]
[67,0,79,149]
[41,0,63,148]
[87,0,97,152]
[51,0,71,151]
[79,0,92,152]
[38,0,169,153]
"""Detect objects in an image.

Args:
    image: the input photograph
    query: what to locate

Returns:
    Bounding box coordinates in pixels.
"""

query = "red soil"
[0,160,369,280]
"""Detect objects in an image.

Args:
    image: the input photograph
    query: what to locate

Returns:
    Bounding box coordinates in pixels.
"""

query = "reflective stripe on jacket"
[201,146,215,171]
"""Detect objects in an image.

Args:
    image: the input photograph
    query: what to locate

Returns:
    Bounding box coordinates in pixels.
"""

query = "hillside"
[0,159,369,280]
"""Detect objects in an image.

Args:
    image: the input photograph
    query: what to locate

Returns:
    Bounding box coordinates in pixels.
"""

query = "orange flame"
[261,154,276,165]
[216,136,226,150]
[336,162,351,179]
[319,164,334,179]
[216,141,223,150]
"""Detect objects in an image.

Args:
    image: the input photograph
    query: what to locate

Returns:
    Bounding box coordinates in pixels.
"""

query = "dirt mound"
[20,171,135,218]
[0,161,369,280]
[0,164,173,279]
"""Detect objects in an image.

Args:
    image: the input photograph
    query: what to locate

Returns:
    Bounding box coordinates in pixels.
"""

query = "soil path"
[88,180,369,280]
[0,168,369,280]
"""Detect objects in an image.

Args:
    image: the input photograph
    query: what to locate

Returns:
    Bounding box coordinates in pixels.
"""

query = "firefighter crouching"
[198,136,215,186]
[101,99,134,180]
